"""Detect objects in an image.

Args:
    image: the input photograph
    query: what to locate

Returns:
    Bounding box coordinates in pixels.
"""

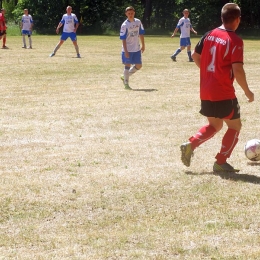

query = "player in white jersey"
[170,9,197,62]
[21,9,33,49]
[49,6,80,58]
[120,6,145,90]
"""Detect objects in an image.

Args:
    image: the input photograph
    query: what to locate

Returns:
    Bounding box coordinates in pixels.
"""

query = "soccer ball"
[244,139,260,161]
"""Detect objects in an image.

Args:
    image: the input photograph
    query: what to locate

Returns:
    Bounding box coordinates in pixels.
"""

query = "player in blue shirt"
[120,6,145,90]
[50,6,80,58]
[170,9,197,62]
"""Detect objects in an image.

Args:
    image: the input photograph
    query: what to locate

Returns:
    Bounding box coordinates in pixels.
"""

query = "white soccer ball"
[244,139,260,161]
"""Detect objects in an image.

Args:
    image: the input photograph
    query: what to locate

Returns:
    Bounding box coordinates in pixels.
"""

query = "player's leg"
[2,31,7,48]
[22,31,26,48]
[171,38,186,61]
[214,99,241,172]
[70,33,80,57]
[180,100,225,167]
[50,33,67,56]
[181,117,221,167]
[28,34,32,49]
[72,41,80,57]
[121,52,132,89]
[186,38,193,62]
[129,51,142,76]
[50,40,64,57]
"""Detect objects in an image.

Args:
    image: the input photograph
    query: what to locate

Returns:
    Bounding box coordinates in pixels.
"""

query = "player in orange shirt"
[0,8,7,48]
[180,3,254,172]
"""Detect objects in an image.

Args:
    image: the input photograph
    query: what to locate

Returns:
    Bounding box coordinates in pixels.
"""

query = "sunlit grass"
[0,35,260,259]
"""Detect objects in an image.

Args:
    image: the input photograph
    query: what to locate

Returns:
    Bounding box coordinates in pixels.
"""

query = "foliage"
[5,0,260,34]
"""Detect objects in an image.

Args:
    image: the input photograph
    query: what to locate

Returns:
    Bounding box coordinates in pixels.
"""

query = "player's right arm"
[56,22,63,34]
[171,18,183,37]
[120,22,129,58]
[232,63,254,102]
[122,39,129,58]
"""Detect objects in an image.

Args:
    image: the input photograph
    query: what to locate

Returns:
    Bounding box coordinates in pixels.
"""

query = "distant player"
[0,8,7,49]
[21,9,33,49]
[49,6,80,58]
[180,3,254,172]
[120,6,145,90]
[171,9,197,62]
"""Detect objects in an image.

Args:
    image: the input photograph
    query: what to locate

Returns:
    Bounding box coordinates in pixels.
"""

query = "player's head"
[1,8,5,14]
[221,3,241,27]
[183,9,190,18]
[66,6,72,14]
[24,9,28,15]
[125,6,135,20]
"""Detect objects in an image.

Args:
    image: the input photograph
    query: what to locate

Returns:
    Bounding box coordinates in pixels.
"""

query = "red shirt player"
[0,8,7,48]
[180,3,254,172]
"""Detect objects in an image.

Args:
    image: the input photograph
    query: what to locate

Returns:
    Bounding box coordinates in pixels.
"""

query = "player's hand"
[56,28,59,34]
[124,51,129,58]
[171,33,175,38]
[141,46,145,53]
[245,90,254,102]
[194,30,197,35]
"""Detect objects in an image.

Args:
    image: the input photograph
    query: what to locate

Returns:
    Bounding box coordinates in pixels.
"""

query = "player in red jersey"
[180,3,254,172]
[0,8,7,48]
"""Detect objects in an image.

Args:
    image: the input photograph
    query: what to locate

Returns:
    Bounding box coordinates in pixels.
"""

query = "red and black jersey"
[195,27,244,101]
[0,13,6,31]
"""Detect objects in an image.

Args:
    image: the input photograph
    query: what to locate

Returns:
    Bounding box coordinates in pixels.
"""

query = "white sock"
[124,67,130,84]
[129,66,138,76]
[29,36,32,47]
[23,35,26,46]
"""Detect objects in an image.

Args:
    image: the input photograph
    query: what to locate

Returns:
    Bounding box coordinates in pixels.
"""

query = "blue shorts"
[180,37,191,47]
[61,32,77,41]
[22,30,32,35]
[122,50,142,65]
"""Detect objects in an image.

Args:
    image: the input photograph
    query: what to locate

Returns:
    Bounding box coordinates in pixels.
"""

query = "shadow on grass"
[185,162,260,184]
[132,88,158,92]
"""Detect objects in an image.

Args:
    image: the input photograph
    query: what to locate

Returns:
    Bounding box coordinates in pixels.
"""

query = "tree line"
[2,0,260,36]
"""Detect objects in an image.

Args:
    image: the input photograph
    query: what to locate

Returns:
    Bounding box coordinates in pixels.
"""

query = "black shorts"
[200,98,240,119]
[0,30,6,36]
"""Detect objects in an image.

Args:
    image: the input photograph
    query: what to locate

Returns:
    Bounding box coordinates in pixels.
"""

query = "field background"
[0,35,260,259]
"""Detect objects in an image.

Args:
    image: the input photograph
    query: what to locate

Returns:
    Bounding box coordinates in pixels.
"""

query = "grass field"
[0,35,260,259]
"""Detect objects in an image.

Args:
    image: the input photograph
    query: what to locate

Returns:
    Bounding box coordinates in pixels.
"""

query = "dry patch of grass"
[0,35,260,259]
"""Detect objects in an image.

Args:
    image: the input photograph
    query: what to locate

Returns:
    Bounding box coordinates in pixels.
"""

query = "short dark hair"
[221,3,241,24]
[125,6,135,12]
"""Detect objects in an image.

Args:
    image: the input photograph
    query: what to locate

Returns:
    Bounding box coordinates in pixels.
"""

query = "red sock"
[189,124,216,150]
[3,37,6,47]
[215,128,239,164]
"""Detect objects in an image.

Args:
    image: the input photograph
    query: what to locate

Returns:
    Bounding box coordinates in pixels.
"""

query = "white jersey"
[60,13,79,33]
[21,14,33,30]
[120,18,145,52]
[176,17,192,38]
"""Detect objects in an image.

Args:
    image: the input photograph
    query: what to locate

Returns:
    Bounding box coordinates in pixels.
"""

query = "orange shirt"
[0,13,7,30]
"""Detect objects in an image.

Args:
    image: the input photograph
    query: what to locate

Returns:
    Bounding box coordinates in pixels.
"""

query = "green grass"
[0,35,260,259]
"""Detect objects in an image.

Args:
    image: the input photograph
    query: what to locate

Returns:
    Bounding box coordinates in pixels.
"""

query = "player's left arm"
[191,26,197,35]
[74,15,79,33]
[74,22,79,32]
[30,16,33,31]
[233,62,254,102]
[140,34,145,53]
